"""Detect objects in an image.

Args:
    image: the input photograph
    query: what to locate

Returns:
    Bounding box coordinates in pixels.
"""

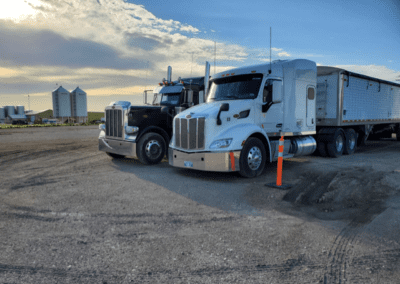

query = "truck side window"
[263,81,273,103]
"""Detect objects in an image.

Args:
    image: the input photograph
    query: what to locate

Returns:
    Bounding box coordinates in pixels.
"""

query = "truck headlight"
[99,124,106,130]
[125,126,139,134]
[210,138,233,149]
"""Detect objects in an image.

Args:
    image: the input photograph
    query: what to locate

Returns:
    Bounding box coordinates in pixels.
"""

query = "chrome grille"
[105,109,123,138]
[175,117,205,150]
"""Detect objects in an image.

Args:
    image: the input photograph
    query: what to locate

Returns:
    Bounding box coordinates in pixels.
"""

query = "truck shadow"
[110,156,307,216]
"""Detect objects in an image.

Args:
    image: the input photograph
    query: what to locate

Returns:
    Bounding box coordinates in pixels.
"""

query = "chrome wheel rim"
[336,135,344,152]
[145,140,161,159]
[348,134,356,150]
[247,146,262,170]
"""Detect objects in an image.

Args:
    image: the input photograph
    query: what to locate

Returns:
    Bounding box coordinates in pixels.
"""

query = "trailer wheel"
[106,152,125,159]
[239,138,266,178]
[326,129,345,158]
[343,128,357,155]
[317,141,328,157]
[137,132,166,165]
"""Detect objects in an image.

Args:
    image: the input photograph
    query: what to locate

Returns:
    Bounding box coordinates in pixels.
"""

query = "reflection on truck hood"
[176,100,254,119]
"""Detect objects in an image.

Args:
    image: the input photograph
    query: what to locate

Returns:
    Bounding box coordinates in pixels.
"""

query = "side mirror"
[272,81,283,103]
[217,103,229,125]
[220,103,229,112]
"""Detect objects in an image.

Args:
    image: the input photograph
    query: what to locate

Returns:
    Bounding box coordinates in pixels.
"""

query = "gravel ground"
[0,126,400,283]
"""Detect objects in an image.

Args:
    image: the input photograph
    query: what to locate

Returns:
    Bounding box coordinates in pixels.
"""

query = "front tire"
[137,132,166,165]
[326,128,345,158]
[343,128,357,155]
[396,125,400,141]
[106,152,125,159]
[239,138,266,178]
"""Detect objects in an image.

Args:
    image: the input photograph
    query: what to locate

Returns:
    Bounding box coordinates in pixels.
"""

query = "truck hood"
[176,100,254,119]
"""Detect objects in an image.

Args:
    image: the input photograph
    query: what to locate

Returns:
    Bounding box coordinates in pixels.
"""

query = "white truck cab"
[168,59,318,177]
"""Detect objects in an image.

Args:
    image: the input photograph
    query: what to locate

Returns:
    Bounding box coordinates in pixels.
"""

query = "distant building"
[52,86,71,122]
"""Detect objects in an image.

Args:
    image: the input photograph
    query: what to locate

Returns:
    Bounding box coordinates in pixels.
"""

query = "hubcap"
[336,135,344,152]
[145,140,161,159]
[348,135,356,150]
[247,146,262,170]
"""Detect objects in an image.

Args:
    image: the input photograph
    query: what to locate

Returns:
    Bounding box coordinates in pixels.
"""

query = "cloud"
[334,64,400,83]
[0,22,148,69]
[277,51,291,57]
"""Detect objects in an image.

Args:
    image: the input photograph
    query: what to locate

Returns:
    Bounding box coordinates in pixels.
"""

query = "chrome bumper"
[99,138,137,158]
[168,148,241,172]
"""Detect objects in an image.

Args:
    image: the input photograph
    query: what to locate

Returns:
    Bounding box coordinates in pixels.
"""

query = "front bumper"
[99,138,137,158]
[168,148,241,172]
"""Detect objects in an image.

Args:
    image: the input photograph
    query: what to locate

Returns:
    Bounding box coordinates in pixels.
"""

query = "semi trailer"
[98,62,211,165]
[168,59,400,177]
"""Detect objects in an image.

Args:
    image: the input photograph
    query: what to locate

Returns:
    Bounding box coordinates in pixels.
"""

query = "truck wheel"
[343,128,357,155]
[317,141,328,157]
[326,129,345,158]
[137,133,166,165]
[239,138,266,178]
[106,152,125,159]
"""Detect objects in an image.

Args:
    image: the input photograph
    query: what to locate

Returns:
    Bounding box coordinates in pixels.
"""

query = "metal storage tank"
[52,86,71,118]
[70,87,88,122]
[5,106,15,117]
[16,105,25,115]
[0,107,5,120]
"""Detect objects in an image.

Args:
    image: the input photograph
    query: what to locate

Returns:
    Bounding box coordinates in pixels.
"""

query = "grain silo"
[5,106,15,117]
[52,86,71,122]
[0,107,5,123]
[16,105,25,115]
[70,87,88,123]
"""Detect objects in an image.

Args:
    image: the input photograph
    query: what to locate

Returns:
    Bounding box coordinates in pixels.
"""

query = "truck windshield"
[207,74,263,101]
[160,93,182,106]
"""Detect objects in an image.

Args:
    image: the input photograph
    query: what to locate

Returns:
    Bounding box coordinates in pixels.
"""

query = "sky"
[0,0,399,112]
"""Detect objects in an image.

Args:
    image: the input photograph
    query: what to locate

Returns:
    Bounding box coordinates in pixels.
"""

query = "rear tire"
[326,128,345,158]
[106,152,125,159]
[239,138,266,178]
[137,132,166,165]
[343,128,357,155]
[317,141,328,157]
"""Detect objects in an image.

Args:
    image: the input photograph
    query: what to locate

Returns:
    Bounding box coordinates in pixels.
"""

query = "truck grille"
[175,117,205,150]
[105,109,123,138]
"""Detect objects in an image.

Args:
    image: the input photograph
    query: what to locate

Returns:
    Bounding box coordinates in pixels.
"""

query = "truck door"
[306,85,316,127]
[257,79,283,134]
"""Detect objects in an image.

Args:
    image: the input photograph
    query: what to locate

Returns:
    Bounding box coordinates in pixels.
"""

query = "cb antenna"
[269,27,272,74]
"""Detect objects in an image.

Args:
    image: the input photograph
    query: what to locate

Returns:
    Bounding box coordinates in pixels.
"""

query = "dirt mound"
[283,167,400,213]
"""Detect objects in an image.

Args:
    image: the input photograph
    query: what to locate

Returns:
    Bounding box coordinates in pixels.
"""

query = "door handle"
[276,123,282,128]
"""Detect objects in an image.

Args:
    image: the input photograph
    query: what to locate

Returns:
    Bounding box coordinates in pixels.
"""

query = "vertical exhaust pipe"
[167,66,172,83]
[204,61,210,102]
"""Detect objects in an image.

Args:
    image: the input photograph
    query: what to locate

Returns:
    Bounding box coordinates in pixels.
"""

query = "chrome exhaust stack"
[167,66,172,83]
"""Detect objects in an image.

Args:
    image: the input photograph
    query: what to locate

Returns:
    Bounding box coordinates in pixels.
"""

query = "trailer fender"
[212,123,272,163]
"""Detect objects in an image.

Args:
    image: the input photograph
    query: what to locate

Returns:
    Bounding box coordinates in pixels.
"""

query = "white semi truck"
[168,59,400,177]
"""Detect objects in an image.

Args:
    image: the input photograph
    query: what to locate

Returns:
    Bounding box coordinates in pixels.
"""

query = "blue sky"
[0,0,399,111]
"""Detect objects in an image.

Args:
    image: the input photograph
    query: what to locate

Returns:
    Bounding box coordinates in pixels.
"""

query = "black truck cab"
[99,76,207,165]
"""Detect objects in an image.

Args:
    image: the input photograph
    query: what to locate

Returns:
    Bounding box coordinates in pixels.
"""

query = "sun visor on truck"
[154,85,184,94]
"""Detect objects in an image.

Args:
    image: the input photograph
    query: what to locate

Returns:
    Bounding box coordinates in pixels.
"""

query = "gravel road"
[1,126,399,283]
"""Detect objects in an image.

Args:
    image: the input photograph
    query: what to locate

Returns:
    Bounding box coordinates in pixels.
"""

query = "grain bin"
[0,107,5,120]
[70,87,88,122]
[52,86,71,118]
[16,105,25,115]
[5,106,15,117]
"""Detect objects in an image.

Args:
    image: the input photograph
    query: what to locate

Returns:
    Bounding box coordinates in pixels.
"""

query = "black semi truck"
[99,62,211,164]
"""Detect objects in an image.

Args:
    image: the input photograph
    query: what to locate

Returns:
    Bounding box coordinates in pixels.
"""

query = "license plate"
[184,161,193,168]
